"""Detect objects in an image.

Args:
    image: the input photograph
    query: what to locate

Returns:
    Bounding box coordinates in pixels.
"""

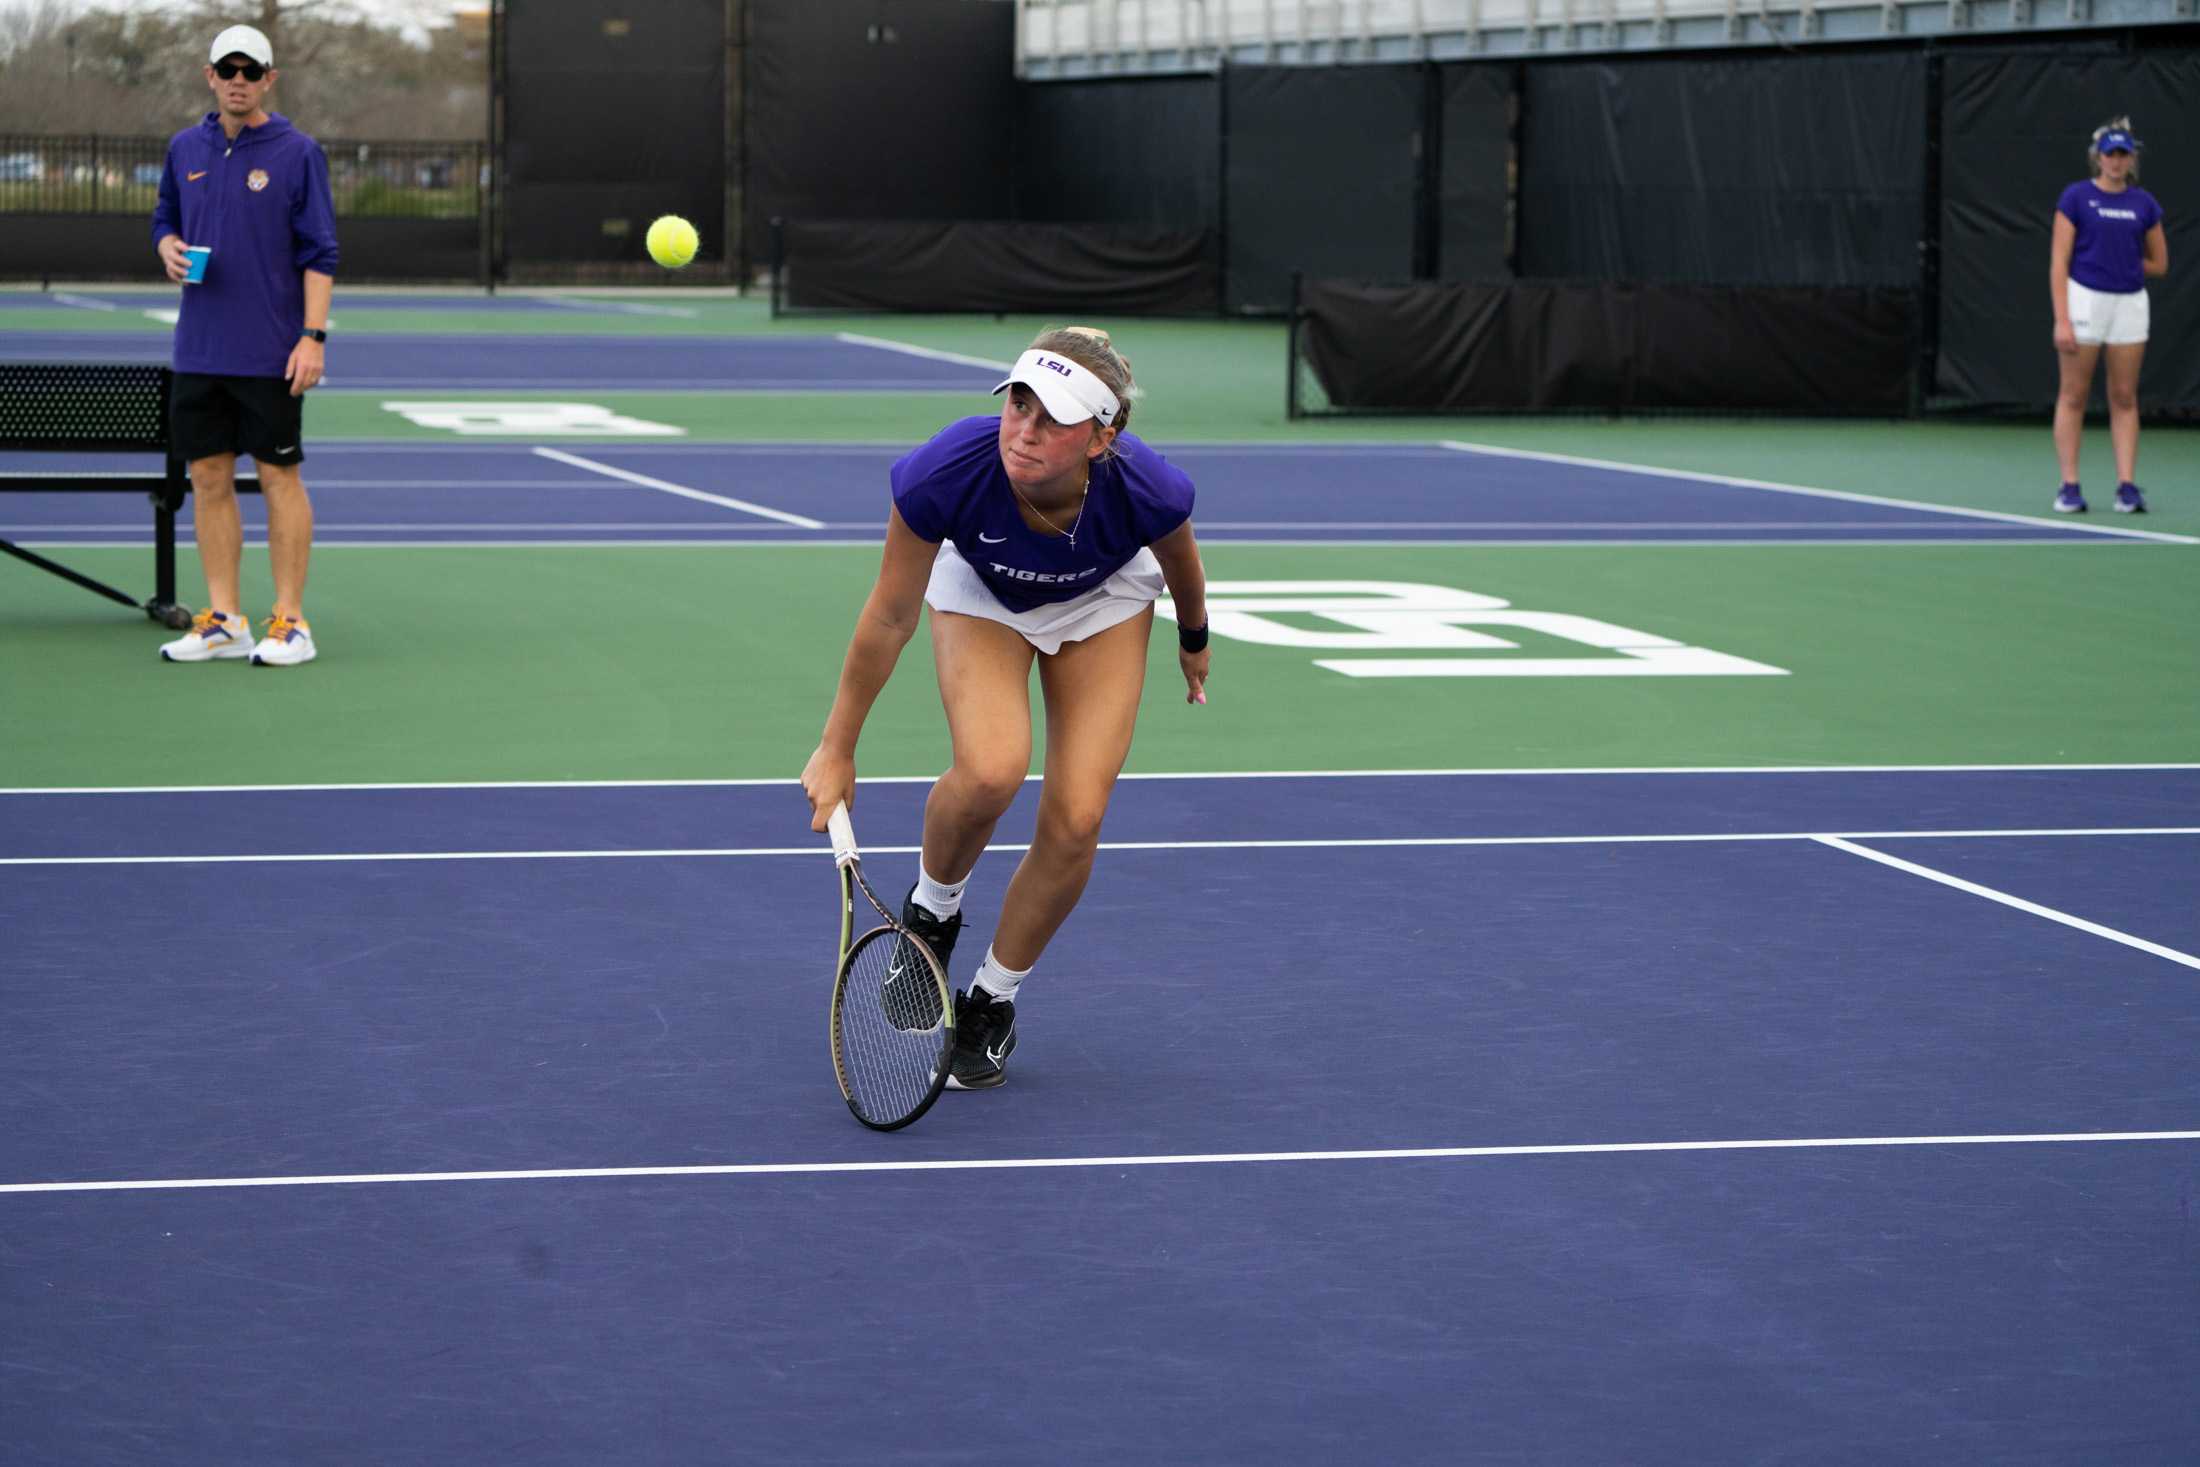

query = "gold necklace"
[1011,467,1089,546]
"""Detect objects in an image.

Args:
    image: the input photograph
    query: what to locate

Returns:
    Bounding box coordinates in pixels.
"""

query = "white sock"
[914,862,968,920]
[972,946,1031,1003]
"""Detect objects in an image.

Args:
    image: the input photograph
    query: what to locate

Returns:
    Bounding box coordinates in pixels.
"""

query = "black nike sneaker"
[947,986,1017,1090]
[883,887,962,1032]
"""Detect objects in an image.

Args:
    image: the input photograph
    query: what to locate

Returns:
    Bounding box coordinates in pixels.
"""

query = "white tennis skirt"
[924,538,1165,655]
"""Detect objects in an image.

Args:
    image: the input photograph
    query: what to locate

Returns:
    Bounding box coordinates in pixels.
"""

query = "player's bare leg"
[922,609,1037,886]
[255,460,314,621]
[2103,342,2145,486]
[187,453,245,616]
[992,606,1153,970]
[2052,342,2100,486]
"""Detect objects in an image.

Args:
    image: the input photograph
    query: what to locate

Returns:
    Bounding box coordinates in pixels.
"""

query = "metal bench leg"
[148,464,192,628]
[0,537,151,614]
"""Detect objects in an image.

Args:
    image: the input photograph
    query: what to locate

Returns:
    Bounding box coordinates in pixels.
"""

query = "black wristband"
[1177,620,1209,654]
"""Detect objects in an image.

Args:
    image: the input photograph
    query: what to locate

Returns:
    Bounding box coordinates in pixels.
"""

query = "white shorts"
[923,538,1164,655]
[2067,280,2149,346]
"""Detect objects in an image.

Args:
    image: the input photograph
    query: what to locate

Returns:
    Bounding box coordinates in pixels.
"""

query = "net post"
[484,0,506,295]
[152,454,185,620]
[1215,57,1232,314]
[1914,52,1944,417]
[769,216,786,319]
[154,367,181,617]
[1413,60,1439,282]
[1286,270,1303,421]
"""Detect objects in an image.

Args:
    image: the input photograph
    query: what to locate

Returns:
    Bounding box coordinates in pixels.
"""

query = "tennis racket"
[827,801,955,1130]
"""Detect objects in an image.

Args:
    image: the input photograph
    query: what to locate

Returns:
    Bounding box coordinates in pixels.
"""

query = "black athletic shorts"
[170,372,307,467]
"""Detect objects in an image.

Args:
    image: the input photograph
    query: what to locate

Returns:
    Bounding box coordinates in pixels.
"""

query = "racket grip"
[826,801,858,865]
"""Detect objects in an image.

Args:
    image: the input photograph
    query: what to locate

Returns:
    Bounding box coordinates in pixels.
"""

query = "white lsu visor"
[992,349,1121,427]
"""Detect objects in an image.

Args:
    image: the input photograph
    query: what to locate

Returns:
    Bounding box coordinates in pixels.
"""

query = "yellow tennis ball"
[646,214,699,269]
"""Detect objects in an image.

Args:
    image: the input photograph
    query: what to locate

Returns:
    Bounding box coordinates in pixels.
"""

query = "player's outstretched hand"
[1180,646,1210,705]
[802,744,856,832]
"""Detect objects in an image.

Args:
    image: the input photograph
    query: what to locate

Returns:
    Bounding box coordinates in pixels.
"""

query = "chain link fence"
[0,136,485,220]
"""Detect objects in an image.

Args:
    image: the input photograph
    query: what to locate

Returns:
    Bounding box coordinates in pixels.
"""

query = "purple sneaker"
[2114,483,2147,514]
[2052,486,2088,514]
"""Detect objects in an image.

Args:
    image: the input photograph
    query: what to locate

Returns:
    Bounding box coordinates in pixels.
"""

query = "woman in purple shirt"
[2049,118,2169,514]
[801,327,1211,1092]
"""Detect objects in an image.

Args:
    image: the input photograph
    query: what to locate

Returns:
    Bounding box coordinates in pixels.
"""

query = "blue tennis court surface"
[4,768,2195,1463]
[0,441,2166,545]
[1,289,714,316]
[0,328,998,390]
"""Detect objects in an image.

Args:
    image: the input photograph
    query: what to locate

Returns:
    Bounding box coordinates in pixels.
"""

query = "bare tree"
[0,0,486,138]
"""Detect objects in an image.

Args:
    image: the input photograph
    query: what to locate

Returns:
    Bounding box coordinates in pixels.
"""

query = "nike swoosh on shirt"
[186,171,207,181]
[978,532,1007,543]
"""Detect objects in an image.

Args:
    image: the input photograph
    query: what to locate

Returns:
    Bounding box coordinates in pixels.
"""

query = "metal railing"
[0,136,486,219]
[1013,0,2188,72]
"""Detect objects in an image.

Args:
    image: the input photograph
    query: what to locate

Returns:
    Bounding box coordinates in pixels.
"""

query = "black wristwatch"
[300,327,328,343]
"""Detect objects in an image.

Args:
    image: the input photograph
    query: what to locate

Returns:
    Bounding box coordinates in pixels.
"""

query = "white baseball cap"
[209,24,274,66]
[991,349,1121,427]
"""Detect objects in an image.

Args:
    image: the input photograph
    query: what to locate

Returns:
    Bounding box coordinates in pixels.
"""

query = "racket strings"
[880,931,947,1031]
[837,928,950,1126]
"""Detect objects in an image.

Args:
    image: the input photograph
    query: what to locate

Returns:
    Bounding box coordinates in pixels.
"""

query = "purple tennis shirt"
[2057,181,2164,295]
[890,416,1196,614]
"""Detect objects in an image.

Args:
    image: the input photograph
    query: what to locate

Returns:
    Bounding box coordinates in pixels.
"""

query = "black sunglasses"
[213,60,267,81]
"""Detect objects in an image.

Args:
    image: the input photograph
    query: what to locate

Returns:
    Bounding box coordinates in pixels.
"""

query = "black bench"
[0,361,260,629]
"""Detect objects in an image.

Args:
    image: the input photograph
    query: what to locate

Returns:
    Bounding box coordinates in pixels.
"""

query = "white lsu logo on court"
[380,402,685,436]
[1157,580,1788,679]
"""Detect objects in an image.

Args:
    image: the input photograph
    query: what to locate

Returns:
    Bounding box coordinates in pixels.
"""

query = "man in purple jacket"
[151,23,339,667]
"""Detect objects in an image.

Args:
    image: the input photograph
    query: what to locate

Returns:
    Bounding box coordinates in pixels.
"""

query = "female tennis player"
[2050,117,2169,514]
[801,327,1210,1090]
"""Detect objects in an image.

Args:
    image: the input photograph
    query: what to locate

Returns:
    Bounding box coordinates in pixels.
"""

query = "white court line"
[4,1130,2194,1196]
[293,480,605,488]
[529,447,824,528]
[537,297,697,319]
[6,763,2194,796]
[0,475,583,488]
[8,538,892,550]
[1813,835,2200,972]
[332,380,963,391]
[14,539,2146,553]
[296,479,670,489]
[1191,520,2047,531]
[1439,439,2200,546]
[0,470,163,479]
[7,523,820,534]
[6,827,2194,868]
[47,292,119,312]
[833,331,1012,372]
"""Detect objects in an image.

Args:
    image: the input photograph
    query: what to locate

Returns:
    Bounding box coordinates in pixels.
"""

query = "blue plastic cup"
[182,245,210,285]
